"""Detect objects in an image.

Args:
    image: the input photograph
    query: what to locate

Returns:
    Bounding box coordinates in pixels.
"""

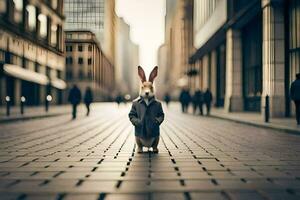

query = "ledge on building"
[4,64,49,85]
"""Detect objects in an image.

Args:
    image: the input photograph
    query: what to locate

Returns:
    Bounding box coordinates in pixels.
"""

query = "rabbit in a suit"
[129,66,164,153]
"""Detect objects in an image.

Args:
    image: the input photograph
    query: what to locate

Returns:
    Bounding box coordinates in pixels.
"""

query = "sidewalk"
[210,108,300,135]
[0,103,121,123]
[168,102,300,135]
[0,105,71,123]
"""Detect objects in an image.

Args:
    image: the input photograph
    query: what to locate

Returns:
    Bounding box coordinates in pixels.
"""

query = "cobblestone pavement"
[0,103,300,200]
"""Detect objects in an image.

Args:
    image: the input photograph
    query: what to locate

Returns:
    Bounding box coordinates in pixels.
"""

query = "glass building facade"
[64,0,105,42]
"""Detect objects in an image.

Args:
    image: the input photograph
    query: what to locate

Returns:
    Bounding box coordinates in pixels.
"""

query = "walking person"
[164,93,171,107]
[84,87,93,116]
[179,89,191,113]
[115,93,123,107]
[68,84,82,119]
[204,88,213,116]
[192,89,203,115]
[290,73,300,125]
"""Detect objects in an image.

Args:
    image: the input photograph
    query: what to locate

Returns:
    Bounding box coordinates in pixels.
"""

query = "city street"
[0,103,300,200]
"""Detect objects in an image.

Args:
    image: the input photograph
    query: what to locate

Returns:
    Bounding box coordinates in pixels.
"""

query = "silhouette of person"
[192,89,204,115]
[204,88,213,116]
[84,87,93,116]
[179,88,191,113]
[290,73,300,125]
[164,93,171,107]
[115,93,123,107]
[68,84,82,119]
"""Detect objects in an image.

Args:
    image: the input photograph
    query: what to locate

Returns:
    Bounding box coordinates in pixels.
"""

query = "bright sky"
[116,0,166,75]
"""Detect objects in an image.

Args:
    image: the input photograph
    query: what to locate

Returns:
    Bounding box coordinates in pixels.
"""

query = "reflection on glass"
[13,0,22,10]
[38,14,47,38]
[52,0,58,10]
[51,24,57,46]
[26,5,36,31]
[13,0,23,23]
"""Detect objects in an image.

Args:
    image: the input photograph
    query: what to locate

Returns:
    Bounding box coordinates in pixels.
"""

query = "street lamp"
[20,96,26,115]
[5,96,10,116]
[45,95,52,112]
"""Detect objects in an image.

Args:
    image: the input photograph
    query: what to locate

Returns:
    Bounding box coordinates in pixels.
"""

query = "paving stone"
[227,191,266,200]
[151,192,185,200]
[105,193,149,200]
[190,192,228,200]
[0,104,300,199]
[64,194,99,200]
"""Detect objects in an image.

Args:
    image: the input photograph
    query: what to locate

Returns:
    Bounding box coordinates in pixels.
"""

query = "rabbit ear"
[138,66,146,83]
[148,66,158,83]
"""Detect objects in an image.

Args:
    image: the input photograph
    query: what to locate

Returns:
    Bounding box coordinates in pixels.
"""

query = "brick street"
[0,103,300,200]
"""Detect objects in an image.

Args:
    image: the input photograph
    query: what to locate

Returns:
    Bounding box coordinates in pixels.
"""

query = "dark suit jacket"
[129,97,164,138]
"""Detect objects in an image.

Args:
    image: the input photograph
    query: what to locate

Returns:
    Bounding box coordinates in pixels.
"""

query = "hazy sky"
[116,0,166,75]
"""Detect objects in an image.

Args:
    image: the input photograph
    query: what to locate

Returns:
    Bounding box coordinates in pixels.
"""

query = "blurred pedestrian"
[204,88,213,116]
[164,93,171,107]
[84,87,93,116]
[192,89,203,115]
[115,93,123,107]
[68,84,82,119]
[290,73,300,125]
[179,89,191,113]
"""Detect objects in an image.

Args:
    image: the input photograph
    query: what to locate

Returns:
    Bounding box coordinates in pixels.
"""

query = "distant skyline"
[116,0,166,76]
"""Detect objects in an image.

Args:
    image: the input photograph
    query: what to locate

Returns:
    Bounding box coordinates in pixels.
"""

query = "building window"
[26,5,36,31]
[88,58,92,65]
[88,45,92,51]
[11,55,22,66]
[38,14,47,38]
[13,0,23,23]
[79,70,84,79]
[78,57,83,64]
[66,33,72,39]
[52,0,58,10]
[66,57,73,64]
[35,63,39,72]
[0,0,7,14]
[46,67,51,77]
[66,71,72,79]
[242,15,262,112]
[51,24,58,46]
[66,45,73,52]
[57,70,61,79]
[78,45,83,52]
[88,70,92,79]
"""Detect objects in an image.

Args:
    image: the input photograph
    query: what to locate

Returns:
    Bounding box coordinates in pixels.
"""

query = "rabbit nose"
[145,92,149,96]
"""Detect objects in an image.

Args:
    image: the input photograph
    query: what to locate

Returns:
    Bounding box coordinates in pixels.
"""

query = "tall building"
[115,17,139,96]
[190,0,300,118]
[103,0,117,65]
[128,41,140,97]
[156,44,168,99]
[190,0,227,108]
[157,0,194,98]
[65,31,115,101]
[0,0,66,106]
[64,0,105,42]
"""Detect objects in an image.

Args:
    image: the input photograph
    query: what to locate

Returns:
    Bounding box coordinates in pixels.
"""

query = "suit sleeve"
[155,103,165,125]
[129,103,141,126]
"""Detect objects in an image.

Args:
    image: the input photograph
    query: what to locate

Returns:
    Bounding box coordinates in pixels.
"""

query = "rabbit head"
[138,66,158,99]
